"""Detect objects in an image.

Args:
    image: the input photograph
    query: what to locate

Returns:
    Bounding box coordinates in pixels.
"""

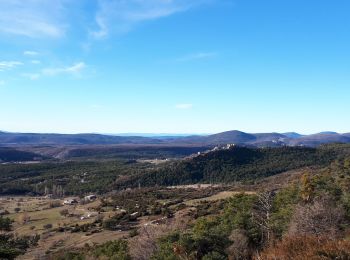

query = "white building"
[63,198,78,205]
[84,195,97,201]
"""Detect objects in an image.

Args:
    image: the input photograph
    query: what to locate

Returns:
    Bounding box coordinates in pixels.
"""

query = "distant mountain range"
[0,131,162,145]
[1,130,350,147]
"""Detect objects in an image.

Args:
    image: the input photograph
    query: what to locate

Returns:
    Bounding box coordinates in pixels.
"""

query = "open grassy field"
[20,229,128,260]
[0,196,130,259]
[1,197,93,234]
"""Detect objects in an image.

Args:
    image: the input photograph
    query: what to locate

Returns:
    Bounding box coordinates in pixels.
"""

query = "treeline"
[0,160,152,196]
[115,145,350,188]
[66,145,210,160]
[0,147,44,162]
[2,144,350,196]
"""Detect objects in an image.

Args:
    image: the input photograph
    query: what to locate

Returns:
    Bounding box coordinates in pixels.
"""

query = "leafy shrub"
[0,216,12,231]
[0,234,40,260]
[50,200,62,208]
[43,223,53,230]
[92,240,131,260]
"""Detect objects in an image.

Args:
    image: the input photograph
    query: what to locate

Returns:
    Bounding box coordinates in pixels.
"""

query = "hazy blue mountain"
[288,133,350,147]
[318,131,339,135]
[0,132,163,145]
[252,133,287,141]
[203,130,257,144]
[1,130,350,147]
[282,132,304,139]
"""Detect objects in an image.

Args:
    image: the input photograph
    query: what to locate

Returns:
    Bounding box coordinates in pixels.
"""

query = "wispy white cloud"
[22,73,40,80]
[20,62,86,80]
[0,0,66,38]
[175,103,193,109]
[91,0,212,39]
[176,52,218,62]
[0,0,215,40]
[0,61,23,71]
[42,62,86,76]
[0,80,5,86]
[0,0,217,40]
[24,50,39,56]
[31,60,41,64]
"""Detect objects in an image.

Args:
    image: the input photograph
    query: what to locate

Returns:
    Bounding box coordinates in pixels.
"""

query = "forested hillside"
[63,145,210,160]
[0,147,45,162]
[0,160,151,195]
[116,145,350,188]
[2,144,350,196]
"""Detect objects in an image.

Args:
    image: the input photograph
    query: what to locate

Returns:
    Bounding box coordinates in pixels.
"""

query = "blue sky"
[0,0,350,134]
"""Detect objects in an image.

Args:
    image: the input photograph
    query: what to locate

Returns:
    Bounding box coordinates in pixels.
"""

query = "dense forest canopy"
[0,147,44,162]
[115,144,350,188]
[1,144,350,196]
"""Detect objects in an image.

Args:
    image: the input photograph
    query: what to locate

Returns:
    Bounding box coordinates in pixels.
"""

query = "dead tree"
[254,191,275,245]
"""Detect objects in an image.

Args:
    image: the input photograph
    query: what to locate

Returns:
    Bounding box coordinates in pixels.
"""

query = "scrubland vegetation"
[1,144,350,259]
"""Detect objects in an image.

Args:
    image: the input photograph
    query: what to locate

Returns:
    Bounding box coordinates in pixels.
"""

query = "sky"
[0,0,350,134]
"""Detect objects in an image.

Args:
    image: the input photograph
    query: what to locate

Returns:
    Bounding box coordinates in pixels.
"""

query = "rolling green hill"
[1,144,350,196]
[116,144,350,188]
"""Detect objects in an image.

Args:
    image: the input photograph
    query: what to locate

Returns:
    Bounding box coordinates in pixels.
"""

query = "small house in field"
[84,194,97,201]
[63,198,78,205]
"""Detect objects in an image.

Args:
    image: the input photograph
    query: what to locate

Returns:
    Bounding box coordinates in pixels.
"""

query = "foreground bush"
[0,216,40,259]
[52,239,131,260]
[92,240,130,260]
[256,236,350,260]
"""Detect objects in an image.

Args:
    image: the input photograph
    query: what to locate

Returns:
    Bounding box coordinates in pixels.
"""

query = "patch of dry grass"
[185,191,256,205]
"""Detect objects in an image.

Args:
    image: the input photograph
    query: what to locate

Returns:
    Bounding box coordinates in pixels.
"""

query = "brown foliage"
[49,200,62,208]
[128,208,190,260]
[227,229,250,260]
[256,235,350,260]
[288,197,345,239]
[300,173,315,202]
[59,209,69,217]
[20,212,31,224]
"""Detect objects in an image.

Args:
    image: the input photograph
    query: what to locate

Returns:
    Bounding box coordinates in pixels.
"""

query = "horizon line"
[1,130,347,136]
